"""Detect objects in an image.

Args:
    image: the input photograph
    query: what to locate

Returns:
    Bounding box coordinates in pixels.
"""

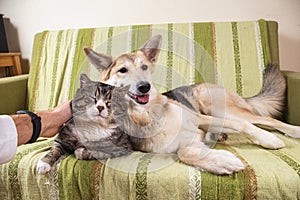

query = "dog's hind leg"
[224,111,300,138]
[197,114,286,149]
[177,142,245,175]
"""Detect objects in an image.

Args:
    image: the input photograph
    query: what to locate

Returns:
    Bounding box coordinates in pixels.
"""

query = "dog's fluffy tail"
[246,64,286,118]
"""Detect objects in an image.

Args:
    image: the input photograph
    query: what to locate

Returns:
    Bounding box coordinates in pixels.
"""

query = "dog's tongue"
[137,94,149,104]
[128,91,150,104]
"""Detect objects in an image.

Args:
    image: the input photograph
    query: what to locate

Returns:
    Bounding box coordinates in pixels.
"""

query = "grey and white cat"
[37,73,132,174]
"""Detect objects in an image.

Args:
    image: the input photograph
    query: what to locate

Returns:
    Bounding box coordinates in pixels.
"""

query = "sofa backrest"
[27,20,279,111]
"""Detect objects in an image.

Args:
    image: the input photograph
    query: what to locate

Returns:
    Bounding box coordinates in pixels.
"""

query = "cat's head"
[72,73,129,125]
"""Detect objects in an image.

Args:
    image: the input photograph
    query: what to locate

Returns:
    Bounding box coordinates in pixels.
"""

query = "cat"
[37,73,132,174]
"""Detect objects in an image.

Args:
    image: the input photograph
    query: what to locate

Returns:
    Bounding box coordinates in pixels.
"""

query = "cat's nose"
[97,105,104,113]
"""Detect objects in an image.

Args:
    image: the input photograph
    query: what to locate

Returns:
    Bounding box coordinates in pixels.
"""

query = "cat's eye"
[95,88,100,97]
[94,94,101,105]
[118,67,128,73]
[106,101,111,108]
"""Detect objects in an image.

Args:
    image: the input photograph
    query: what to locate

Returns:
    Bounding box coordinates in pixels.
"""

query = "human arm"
[11,101,72,146]
[0,101,71,164]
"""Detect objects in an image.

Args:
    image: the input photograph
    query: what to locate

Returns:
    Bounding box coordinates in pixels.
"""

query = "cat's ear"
[121,85,130,96]
[139,35,162,63]
[84,47,113,72]
[80,73,91,87]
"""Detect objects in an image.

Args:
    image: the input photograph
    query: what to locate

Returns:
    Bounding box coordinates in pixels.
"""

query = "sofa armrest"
[282,71,300,126]
[0,74,29,114]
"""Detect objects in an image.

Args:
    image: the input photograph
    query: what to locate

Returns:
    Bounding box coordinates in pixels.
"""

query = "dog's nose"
[137,81,151,93]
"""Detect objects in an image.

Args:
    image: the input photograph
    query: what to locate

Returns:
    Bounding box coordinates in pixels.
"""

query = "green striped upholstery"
[2,20,300,200]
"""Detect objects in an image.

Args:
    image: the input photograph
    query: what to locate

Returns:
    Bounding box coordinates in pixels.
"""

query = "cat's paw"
[36,159,51,174]
[75,147,94,160]
[74,148,85,160]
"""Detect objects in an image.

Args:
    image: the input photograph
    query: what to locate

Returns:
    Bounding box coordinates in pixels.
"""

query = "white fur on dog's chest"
[132,102,203,154]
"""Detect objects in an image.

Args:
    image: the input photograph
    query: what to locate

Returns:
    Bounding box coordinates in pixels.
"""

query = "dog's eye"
[118,67,128,73]
[141,65,148,71]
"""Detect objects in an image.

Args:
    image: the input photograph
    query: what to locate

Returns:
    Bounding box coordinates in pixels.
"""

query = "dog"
[83,35,300,175]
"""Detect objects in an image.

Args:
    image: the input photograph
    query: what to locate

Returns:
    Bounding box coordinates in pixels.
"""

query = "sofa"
[0,19,300,199]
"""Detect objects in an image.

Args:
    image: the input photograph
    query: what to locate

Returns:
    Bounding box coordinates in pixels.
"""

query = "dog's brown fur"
[84,35,300,175]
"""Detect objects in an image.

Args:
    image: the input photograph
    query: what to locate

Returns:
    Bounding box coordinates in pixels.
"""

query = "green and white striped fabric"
[3,20,299,200]
[27,19,278,111]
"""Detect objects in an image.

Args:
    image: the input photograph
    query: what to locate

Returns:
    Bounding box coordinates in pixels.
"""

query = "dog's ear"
[84,47,113,72]
[139,35,162,63]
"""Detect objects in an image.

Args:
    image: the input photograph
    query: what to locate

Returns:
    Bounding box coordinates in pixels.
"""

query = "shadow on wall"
[3,17,29,74]
[279,34,300,72]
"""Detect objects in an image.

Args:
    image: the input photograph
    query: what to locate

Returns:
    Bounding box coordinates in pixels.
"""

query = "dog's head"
[84,35,162,105]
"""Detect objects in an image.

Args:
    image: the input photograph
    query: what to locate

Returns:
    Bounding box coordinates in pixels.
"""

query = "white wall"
[1,0,299,72]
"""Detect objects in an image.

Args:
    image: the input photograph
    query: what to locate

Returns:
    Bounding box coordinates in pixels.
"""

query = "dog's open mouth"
[128,91,150,104]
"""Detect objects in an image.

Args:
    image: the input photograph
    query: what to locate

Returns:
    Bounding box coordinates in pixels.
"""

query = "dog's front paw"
[179,146,245,175]
[36,159,51,174]
[203,150,246,175]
